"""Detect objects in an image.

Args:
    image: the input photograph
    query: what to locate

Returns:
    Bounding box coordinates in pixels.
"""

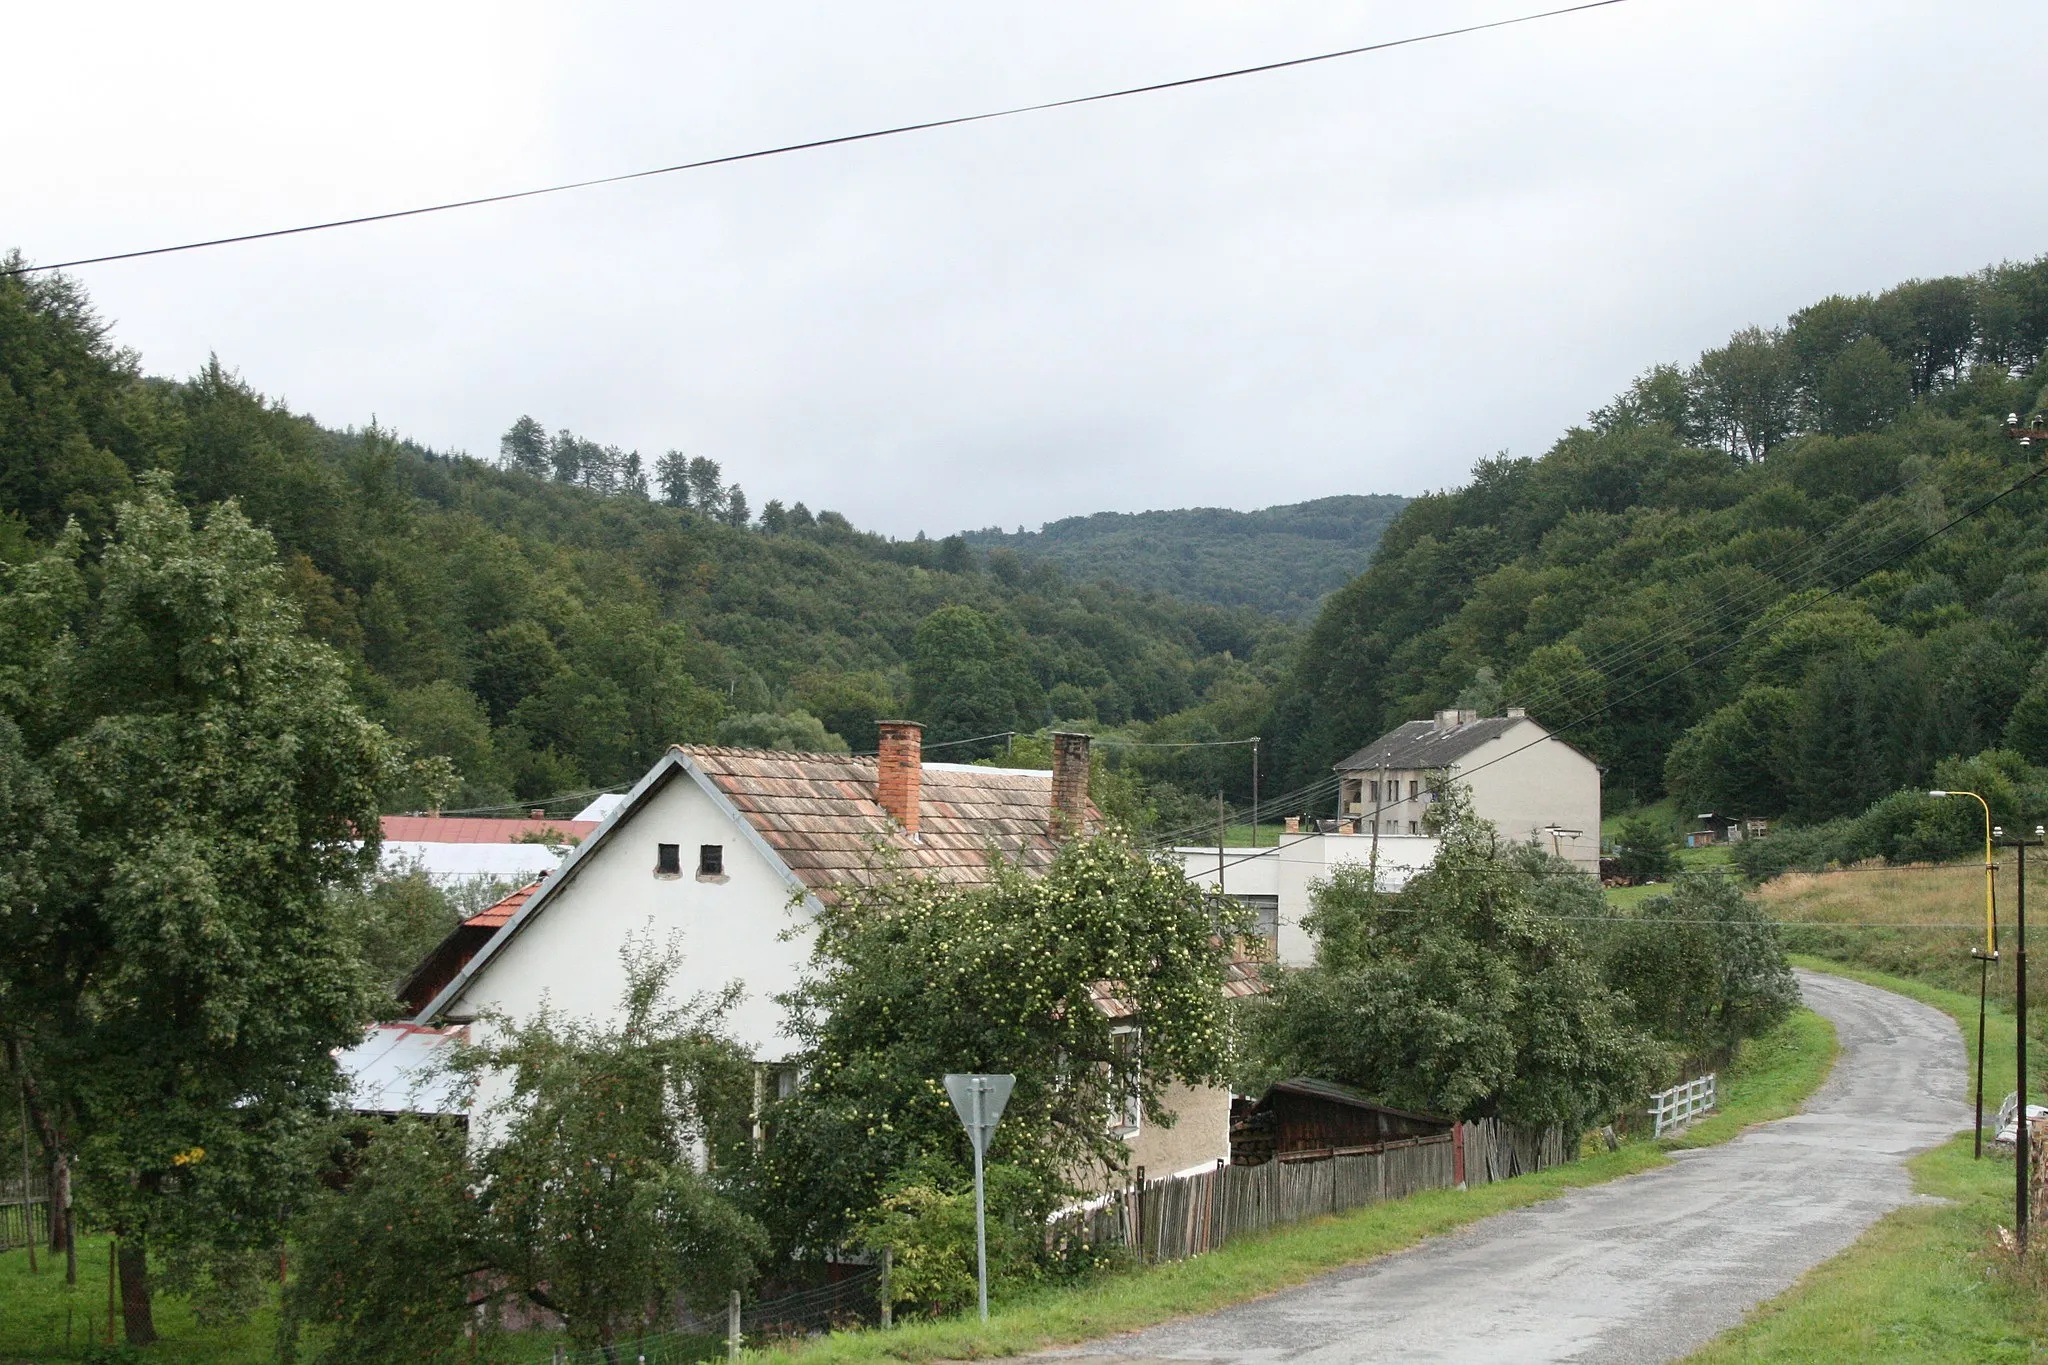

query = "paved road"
[1041,969,1969,1365]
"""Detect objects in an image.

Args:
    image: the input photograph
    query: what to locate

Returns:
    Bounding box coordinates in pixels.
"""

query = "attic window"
[656,843,681,877]
[698,844,725,878]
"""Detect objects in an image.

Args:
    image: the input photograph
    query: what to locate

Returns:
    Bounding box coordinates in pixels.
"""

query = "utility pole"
[1935,790,1997,1157]
[1250,738,1260,849]
[1998,825,2042,1249]
[1216,793,1226,896]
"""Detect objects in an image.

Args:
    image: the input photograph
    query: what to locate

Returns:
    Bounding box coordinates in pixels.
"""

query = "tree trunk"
[3,1041,71,1266]
[118,1239,157,1347]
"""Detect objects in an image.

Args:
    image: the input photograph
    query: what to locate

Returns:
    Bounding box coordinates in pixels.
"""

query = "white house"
[1178,829,1439,968]
[353,726,1253,1178]
[1332,707,1602,876]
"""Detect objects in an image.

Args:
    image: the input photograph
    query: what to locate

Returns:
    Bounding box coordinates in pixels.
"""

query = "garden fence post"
[728,1287,741,1362]
[879,1246,892,1329]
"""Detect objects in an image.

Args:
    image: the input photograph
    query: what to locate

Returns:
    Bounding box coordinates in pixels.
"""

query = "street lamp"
[1932,790,1998,1156]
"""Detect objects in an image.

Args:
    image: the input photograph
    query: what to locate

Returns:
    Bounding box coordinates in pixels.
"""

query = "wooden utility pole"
[1999,827,2042,1249]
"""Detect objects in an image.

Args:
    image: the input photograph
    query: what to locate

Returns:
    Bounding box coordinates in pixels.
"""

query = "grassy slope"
[1683,960,2047,1363]
[756,1008,1836,1363]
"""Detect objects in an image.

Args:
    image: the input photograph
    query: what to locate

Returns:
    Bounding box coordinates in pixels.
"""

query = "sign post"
[943,1073,1014,1323]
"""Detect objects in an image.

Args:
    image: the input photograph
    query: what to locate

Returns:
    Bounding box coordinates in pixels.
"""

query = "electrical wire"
[3,1,1634,278]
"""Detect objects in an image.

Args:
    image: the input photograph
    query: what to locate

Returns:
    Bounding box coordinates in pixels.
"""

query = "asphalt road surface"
[1041,969,1970,1365]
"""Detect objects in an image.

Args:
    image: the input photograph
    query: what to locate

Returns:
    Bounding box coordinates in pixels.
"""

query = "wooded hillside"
[963,495,1409,619]
[1273,255,2048,830]
[0,256,1292,815]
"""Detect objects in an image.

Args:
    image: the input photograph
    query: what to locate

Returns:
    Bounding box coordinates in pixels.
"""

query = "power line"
[1175,457,2048,881]
[2,1,1634,278]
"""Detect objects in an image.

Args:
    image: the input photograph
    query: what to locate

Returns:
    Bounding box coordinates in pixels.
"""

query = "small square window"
[698,844,724,877]
[655,843,681,876]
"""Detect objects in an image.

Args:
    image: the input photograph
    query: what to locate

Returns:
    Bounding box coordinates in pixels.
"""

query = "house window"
[1368,780,1380,803]
[1408,780,1419,800]
[1110,1028,1142,1137]
[698,844,725,878]
[1408,821,1419,835]
[655,843,681,876]
[1230,894,1279,945]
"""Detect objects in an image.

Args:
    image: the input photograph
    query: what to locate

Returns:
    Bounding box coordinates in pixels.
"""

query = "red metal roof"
[381,816,600,845]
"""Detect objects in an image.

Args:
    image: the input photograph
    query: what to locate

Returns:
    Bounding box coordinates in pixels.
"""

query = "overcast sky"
[9,1,2046,538]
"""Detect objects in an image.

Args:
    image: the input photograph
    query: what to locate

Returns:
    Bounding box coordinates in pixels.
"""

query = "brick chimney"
[876,721,922,835]
[1051,731,1091,839]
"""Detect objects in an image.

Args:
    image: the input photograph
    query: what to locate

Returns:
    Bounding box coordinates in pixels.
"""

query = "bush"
[1614,812,1678,882]
[853,1160,1043,1319]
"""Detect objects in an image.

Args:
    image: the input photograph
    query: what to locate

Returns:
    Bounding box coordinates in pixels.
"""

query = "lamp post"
[1932,790,1997,1156]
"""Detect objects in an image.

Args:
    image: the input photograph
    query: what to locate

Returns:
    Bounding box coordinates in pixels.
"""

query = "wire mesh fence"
[542,1264,882,1364]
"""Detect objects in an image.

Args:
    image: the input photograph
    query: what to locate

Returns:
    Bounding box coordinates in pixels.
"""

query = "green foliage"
[853,1159,1043,1319]
[909,605,1042,754]
[1242,790,1662,1128]
[716,709,849,753]
[1589,875,1798,1069]
[1612,812,1677,882]
[962,495,1410,620]
[291,938,767,1362]
[0,480,407,1333]
[1,260,1291,812]
[1276,251,2048,817]
[761,833,1247,1255]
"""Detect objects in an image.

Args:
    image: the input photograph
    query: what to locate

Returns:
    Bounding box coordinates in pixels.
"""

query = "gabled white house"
[1333,707,1601,875]
[355,726,1253,1177]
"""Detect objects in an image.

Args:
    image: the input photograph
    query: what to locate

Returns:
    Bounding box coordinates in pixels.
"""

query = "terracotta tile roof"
[466,881,542,928]
[678,747,1084,903]
[382,816,600,844]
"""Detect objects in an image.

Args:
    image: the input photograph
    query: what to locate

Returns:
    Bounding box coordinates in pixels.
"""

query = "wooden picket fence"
[1054,1120,1571,1265]
[0,1174,50,1254]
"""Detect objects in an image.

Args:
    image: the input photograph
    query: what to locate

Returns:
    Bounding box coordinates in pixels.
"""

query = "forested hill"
[962,495,1408,619]
[1272,253,2048,843]
[0,257,1292,818]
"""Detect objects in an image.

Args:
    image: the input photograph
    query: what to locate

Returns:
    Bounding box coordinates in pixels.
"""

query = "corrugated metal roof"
[336,1023,471,1116]
[381,816,601,845]
[1333,717,1525,773]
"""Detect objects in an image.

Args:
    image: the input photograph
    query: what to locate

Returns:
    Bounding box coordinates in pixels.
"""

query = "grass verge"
[0,1232,286,1364]
[1683,960,2047,1363]
[757,1008,1836,1363]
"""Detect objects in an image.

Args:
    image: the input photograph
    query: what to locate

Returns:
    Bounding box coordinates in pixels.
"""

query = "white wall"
[1180,832,1439,967]
[446,771,815,1064]
[1457,720,1602,874]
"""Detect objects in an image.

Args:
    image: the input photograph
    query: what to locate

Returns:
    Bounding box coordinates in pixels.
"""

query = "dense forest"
[962,494,1408,619]
[1272,253,2048,846]
[0,254,1297,820]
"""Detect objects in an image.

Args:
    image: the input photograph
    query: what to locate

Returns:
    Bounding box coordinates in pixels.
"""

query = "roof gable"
[412,745,1090,1025]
